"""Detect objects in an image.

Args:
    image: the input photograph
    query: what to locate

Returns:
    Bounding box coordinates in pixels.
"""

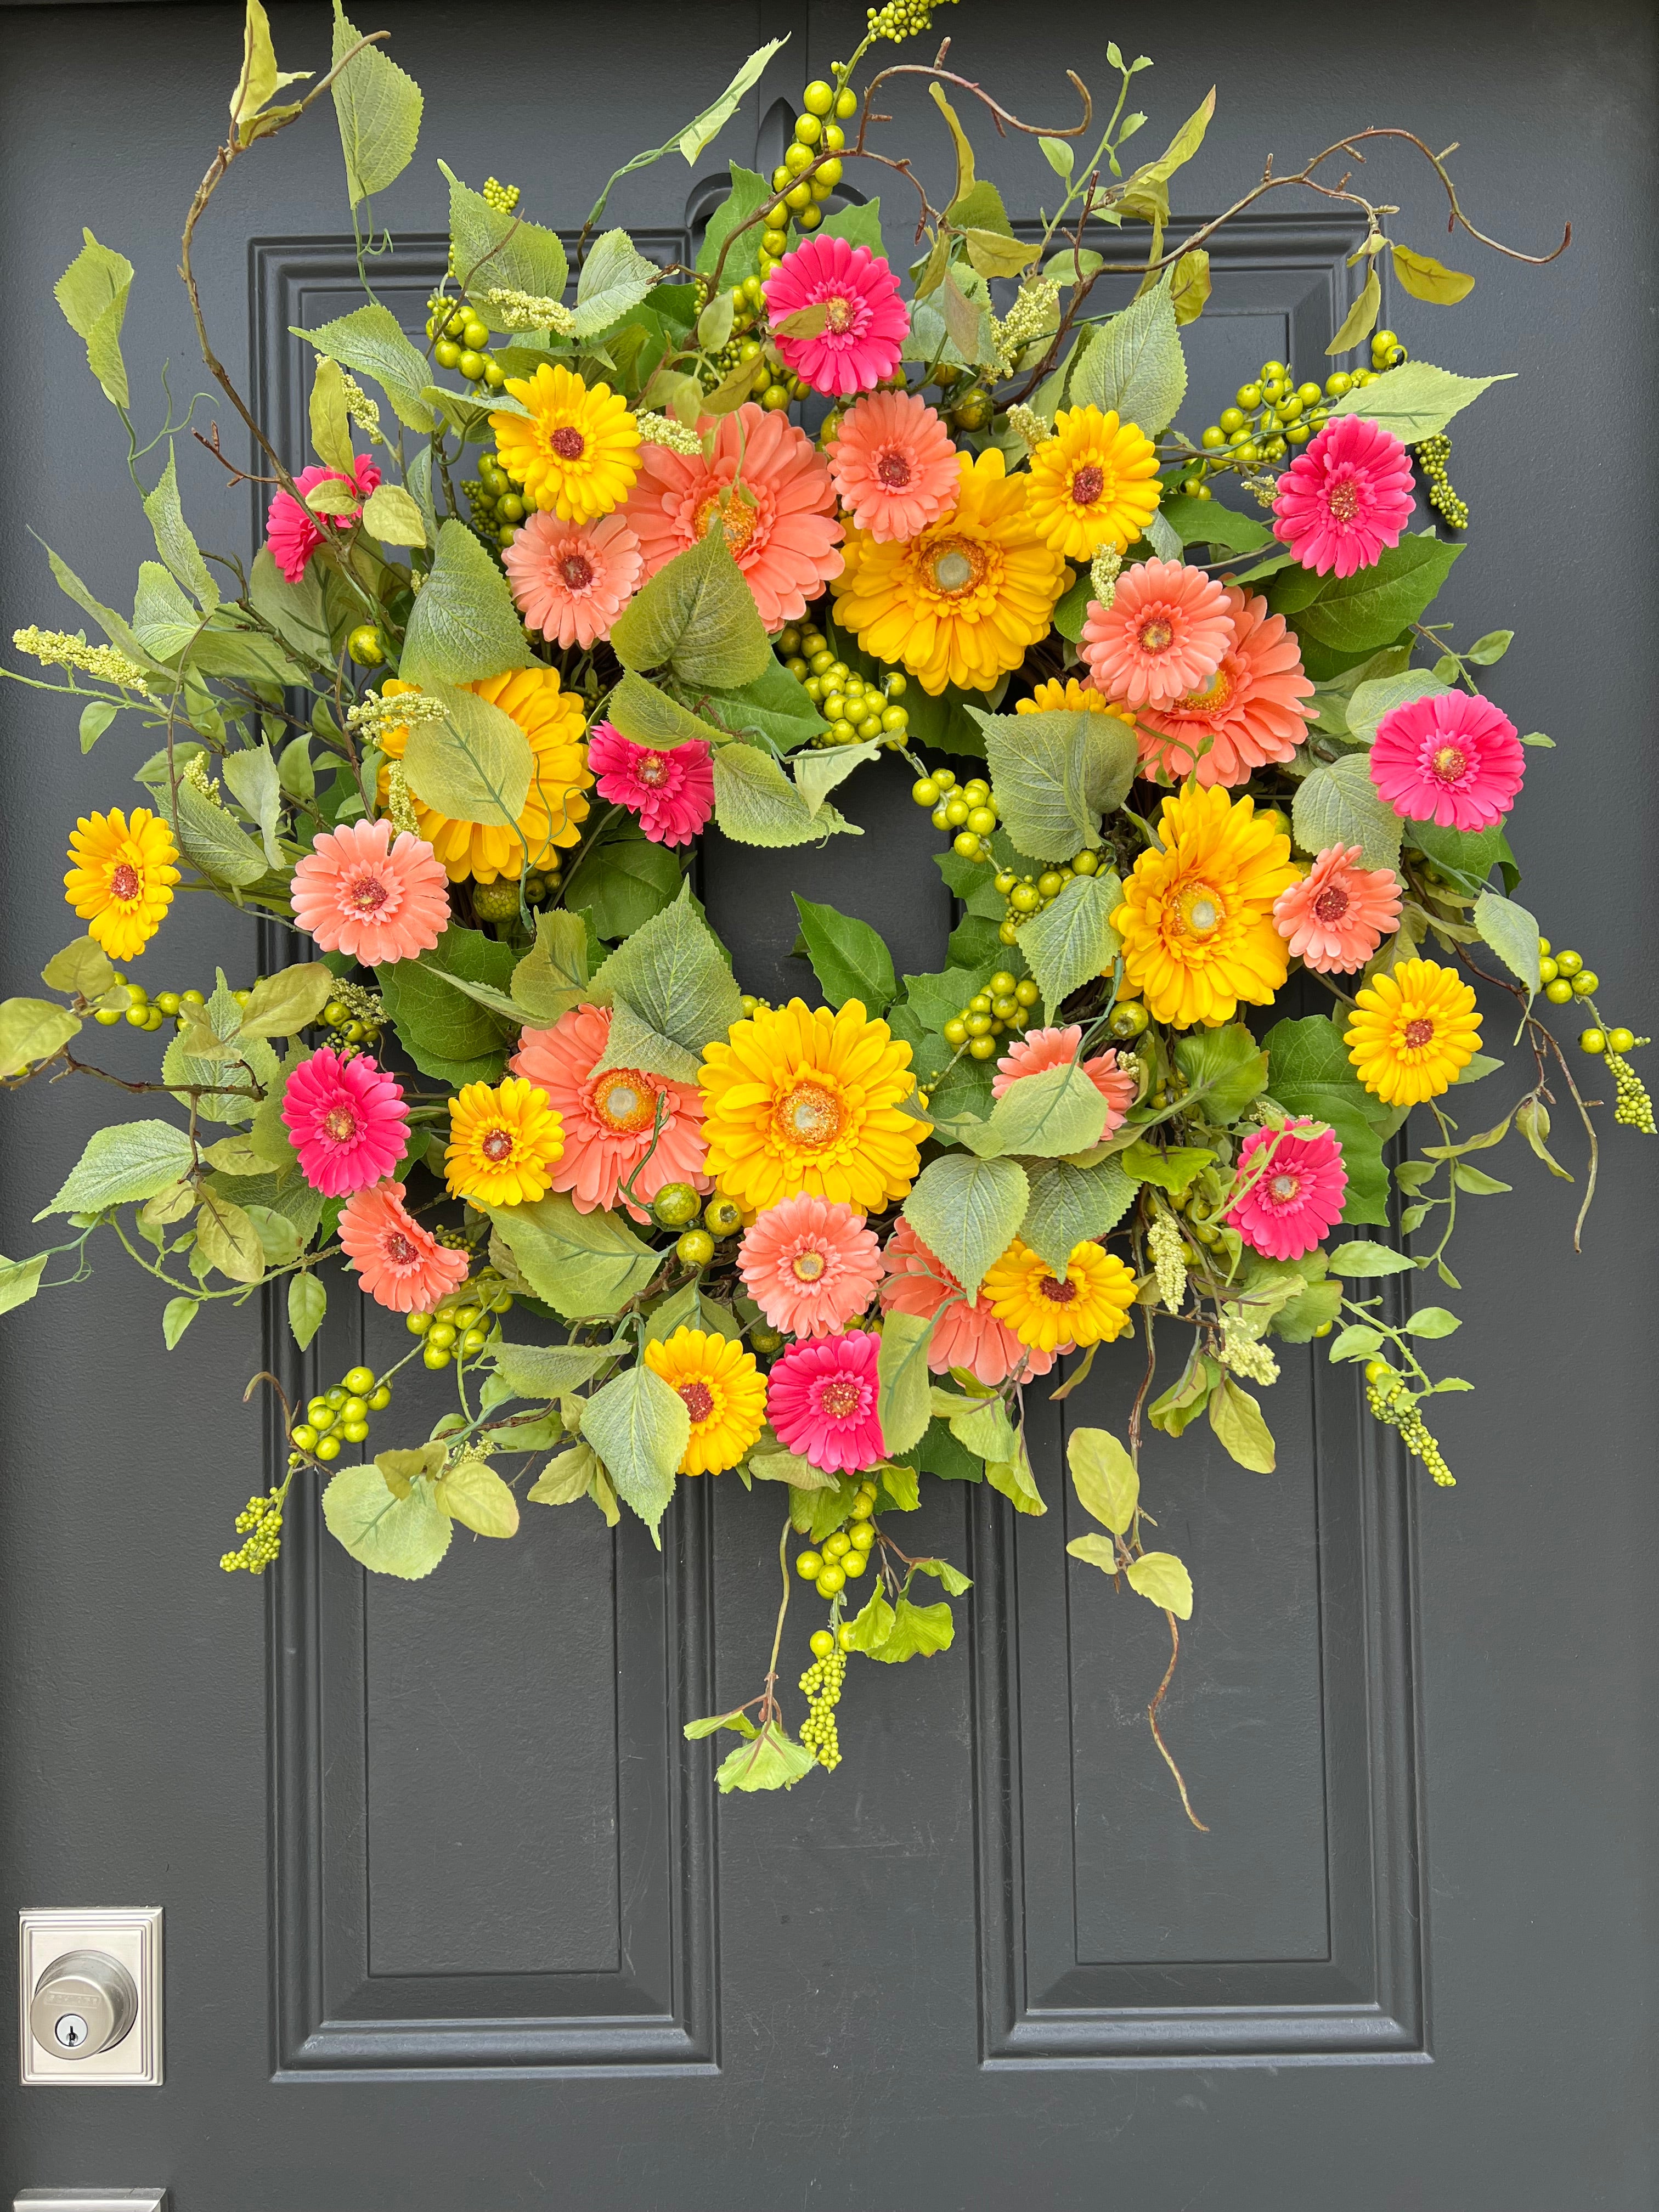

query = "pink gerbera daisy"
[337,1180,470,1313]
[511,1003,708,1220]
[766,1330,885,1473]
[1227,1119,1347,1262]
[763,234,910,398]
[265,456,381,585]
[1273,415,1415,578]
[585,722,713,847]
[1079,559,1233,709]
[1135,585,1315,786]
[290,817,450,966]
[624,403,843,630]
[1369,689,1525,832]
[825,391,959,542]
[738,1195,883,1339]
[280,1047,409,1197]
[991,1026,1138,1135]
[878,1218,1056,1390]
[501,510,642,648]
[1274,845,1403,973]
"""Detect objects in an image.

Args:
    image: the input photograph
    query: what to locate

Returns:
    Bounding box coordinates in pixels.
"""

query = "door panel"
[2,2,1654,2207]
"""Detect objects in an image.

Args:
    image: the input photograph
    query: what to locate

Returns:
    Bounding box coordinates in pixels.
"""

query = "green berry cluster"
[799,1641,847,1769]
[1188,354,1393,493]
[866,0,957,43]
[701,272,804,406]
[481,177,520,214]
[755,78,856,273]
[910,765,999,860]
[1365,1363,1455,1487]
[1606,1049,1656,1134]
[290,1361,393,1463]
[221,1488,284,1574]
[461,448,525,551]
[320,985,383,1053]
[471,864,563,922]
[937,967,1041,1065]
[427,301,509,398]
[994,842,1110,944]
[1538,936,1649,1070]
[794,1482,879,1599]
[779,618,911,747]
[404,1276,515,1369]
[1413,432,1469,529]
[665,1188,747,1269]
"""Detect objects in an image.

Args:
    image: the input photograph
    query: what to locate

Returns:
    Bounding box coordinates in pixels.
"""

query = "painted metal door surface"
[1,3,1654,2207]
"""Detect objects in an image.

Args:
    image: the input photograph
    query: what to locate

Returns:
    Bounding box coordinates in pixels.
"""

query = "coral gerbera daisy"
[1369,689,1525,831]
[831,449,1070,696]
[825,390,960,541]
[377,668,592,883]
[1273,844,1402,973]
[280,1047,409,1197]
[763,234,910,397]
[1080,558,1233,709]
[337,1180,470,1313]
[981,1238,1138,1355]
[1273,414,1415,578]
[265,455,380,583]
[511,1003,708,1221]
[698,998,921,1215]
[444,1076,565,1207]
[501,510,642,647]
[1227,1119,1348,1261]
[1025,405,1162,560]
[642,1326,768,1476]
[991,1026,1138,1131]
[1015,676,1133,720]
[1344,957,1482,1107]
[64,805,179,960]
[624,401,843,630]
[738,1194,883,1339]
[1111,784,1300,1029]
[585,723,713,847]
[491,363,641,523]
[878,1218,1056,1389]
[766,1330,885,1474]
[290,817,450,964]
[1134,585,1315,786]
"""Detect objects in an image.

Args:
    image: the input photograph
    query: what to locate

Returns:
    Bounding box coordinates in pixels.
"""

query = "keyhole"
[54,2012,89,2049]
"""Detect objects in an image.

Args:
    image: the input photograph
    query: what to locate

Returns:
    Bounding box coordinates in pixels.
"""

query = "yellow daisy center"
[679,1380,715,1424]
[1070,462,1105,506]
[1176,882,1226,938]
[108,861,142,902]
[591,1071,658,1133]
[791,1250,827,1282]
[550,424,585,460]
[1403,1017,1436,1049]
[927,539,984,596]
[776,1080,844,1150]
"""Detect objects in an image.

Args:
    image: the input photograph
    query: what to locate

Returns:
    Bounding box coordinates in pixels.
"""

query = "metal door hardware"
[16,1911,163,2087]
[14,2195,169,2210]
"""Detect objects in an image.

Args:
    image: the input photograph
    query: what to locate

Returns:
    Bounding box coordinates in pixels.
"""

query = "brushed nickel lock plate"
[16,1910,163,2087]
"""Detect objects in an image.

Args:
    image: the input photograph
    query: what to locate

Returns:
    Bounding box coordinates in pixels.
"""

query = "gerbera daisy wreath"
[0,4,1635,1816]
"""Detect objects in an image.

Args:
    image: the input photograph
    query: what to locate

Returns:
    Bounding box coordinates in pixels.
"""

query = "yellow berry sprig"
[799,1639,848,1769]
[1365,1360,1456,1487]
[1182,337,1400,494]
[940,968,1041,1064]
[777,619,911,748]
[404,1274,515,1370]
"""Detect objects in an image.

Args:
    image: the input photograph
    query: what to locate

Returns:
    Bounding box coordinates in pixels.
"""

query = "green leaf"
[1174,1022,1269,1124]
[287,1271,327,1351]
[1326,1239,1415,1277]
[582,1361,690,1541]
[1116,1139,1215,1196]
[573,228,661,338]
[1018,1159,1137,1273]
[194,1192,266,1283]
[1466,630,1513,666]
[712,741,859,848]
[1327,266,1381,356]
[493,1339,623,1397]
[44,544,160,676]
[678,36,786,163]
[1344,670,1449,746]
[1039,134,1074,179]
[876,1309,939,1457]
[41,936,117,1005]
[1207,1376,1275,1472]
[442,160,568,324]
[1148,1342,1216,1436]
[486,1190,661,1321]
[241,1201,301,1267]
[791,1473,861,1539]
[610,531,770,690]
[1452,1163,1511,1195]
[237,962,334,1042]
[380,926,515,1084]
[230,0,311,139]
[167,777,274,889]
[404,680,534,827]
[511,909,590,1022]
[1390,244,1475,304]
[1016,872,1122,1013]
[818,199,888,261]
[1292,750,1403,873]
[566,818,682,940]
[696,163,772,278]
[902,1153,1028,1301]
[1263,1020,1391,1227]
[1126,1549,1194,1618]
[161,1295,199,1349]
[1326,358,1513,443]
[221,741,284,868]
[293,303,436,432]
[1068,1425,1138,1535]
[960,1061,1113,1161]
[435,1454,521,1538]
[1403,1305,1460,1339]
[592,997,702,1085]
[1070,276,1187,432]
[1291,534,1463,658]
[701,658,825,753]
[972,706,1138,862]
[1066,1532,1119,1576]
[1327,1322,1383,1363]
[791,895,896,1014]
[792,738,885,820]
[308,354,356,476]
[39,1119,194,1217]
[400,520,533,686]
[0,997,80,1079]
[55,228,133,410]
[681,1706,759,1741]
[79,700,119,752]
[588,881,744,1058]
[1157,493,1273,555]
[865,1594,955,1663]
[1474,889,1541,997]
[1405,818,1519,895]
[360,483,427,548]
[330,0,422,207]
[323,1463,453,1579]
[142,449,218,610]
[845,1584,898,1654]
[249,545,333,663]
[527,1443,601,1506]
[910,1556,973,1598]
[714,1720,817,1793]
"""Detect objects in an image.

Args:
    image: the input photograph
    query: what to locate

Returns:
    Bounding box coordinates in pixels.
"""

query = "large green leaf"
[1263,1014,1391,1225]
[400,520,534,685]
[160,977,279,1126]
[606,670,724,751]
[1474,889,1541,996]
[581,1362,689,1541]
[0,998,80,1079]
[586,881,743,1059]
[972,707,1138,862]
[610,532,770,691]
[54,228,133,410]
[1173,1023,1268,1124]
[444,161,569,324]
[511,909,591,1022]
[1015,871,1121,1015]
[404,682,534,827]
[902,1153,1028,1300]
[379,924,516,1084]
[142,449,217,610]
[323,1464,453,1578]
[572,228,660,338]
[712,742,860,848]
[792,895,896,1014]
[293,302,435,432]
[959,1061,1112,1160]
[1156,493,1273,556]
[485,1190,661,1319]
[565,818,683,939]
[1018,1158,1136,1273]
[1325,359,1513,444]
[1292,751,1403,874]
[1068,1425,1138,1536]
[695,163,771,279]
[1343,670,1448,746]
[1288,534,1463,657]
[330,0,422,208]
[39,1119,195,1217]
[876,1310,937,1457]
[1068,275,1187,433]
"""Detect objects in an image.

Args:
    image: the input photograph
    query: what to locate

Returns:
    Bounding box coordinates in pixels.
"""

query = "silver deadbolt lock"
[28,1950,139,2061]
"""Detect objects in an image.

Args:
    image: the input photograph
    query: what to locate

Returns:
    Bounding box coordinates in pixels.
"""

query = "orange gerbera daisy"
[1134,585,1314,786]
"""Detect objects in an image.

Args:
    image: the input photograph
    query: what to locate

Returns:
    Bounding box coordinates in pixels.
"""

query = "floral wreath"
[5,0,1629,1815]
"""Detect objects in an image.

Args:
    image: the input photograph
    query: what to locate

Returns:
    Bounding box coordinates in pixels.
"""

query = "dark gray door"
[2,4,1654,2207]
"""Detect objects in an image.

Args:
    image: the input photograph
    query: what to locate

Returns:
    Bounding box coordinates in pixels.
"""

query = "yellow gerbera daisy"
[698,998,921,1215]
[982,1238,1138,1353]
[1016,676,1136,722]
[1024,405,1162,560]
[643,1326,768,1476]
[1344,957,1482,1106]
[1111,783,1300,1029]
[64,805,180,960]
[445,1076,565,1206]
[830,449,1070,696]
[378,667,593,883]
[491,363,641,523]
